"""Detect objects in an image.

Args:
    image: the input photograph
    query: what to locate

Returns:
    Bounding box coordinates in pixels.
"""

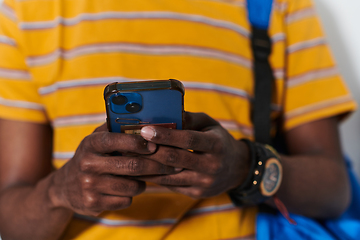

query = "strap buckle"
[251,27,272,61]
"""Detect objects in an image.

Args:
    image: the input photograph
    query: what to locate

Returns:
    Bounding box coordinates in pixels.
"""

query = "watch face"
[260,158,282,197]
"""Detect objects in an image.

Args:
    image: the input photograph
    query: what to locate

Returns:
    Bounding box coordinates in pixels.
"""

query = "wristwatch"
[228,139,283,206]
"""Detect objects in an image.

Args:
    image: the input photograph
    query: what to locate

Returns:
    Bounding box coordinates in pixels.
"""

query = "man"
[0,0,356,239]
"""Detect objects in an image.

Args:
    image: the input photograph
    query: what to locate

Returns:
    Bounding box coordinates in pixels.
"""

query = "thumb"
[93,122,108,133]
[183,112,219,131]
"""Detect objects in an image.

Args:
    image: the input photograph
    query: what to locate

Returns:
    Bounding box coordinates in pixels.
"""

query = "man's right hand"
[48,124,179,216]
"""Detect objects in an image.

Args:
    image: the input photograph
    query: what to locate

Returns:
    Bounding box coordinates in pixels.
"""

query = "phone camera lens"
[112,95,128,105]
[126,102,142,113]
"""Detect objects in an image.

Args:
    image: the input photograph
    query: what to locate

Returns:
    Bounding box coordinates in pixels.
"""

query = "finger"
[95,176,146,197]
[99,195,133,212]
[140,126,218,152]
[183,112,219,130]
[166,186,206,199]
[80,192,133,216]
[80,155,182,176]
[136,170,213,188]
[83,131,157,155]
[142,145,213,173]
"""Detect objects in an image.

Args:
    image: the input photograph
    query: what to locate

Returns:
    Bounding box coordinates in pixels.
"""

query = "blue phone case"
[104,80,184,133]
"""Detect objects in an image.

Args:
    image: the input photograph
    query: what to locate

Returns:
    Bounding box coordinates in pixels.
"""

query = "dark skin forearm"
[0,120,72,240]
[0,176,74,240]
[273,117,350,219]
[275,153,349,219]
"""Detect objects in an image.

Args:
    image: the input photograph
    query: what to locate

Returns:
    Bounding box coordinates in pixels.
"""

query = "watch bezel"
[260,158,283,197]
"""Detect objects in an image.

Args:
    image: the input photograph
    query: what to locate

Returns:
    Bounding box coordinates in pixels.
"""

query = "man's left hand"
[136,112,250,198]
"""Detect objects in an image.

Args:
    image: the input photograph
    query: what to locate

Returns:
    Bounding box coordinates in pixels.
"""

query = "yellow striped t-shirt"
[0,0,356,239]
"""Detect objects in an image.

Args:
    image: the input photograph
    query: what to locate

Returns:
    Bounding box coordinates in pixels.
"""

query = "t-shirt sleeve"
[0,0,48,123]
[282,0,356,130]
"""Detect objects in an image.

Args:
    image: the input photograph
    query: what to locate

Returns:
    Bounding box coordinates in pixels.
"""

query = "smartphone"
[104,79,184,134]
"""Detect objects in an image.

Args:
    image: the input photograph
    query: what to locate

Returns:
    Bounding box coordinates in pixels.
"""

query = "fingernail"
[147,142,157,152]
[141,126,155,141]
[175,168,183,172]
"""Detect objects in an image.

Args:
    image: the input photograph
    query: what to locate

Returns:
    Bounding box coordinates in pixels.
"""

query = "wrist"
[47,170,70,210]
[228,139,283,206]
[231,139,252,190]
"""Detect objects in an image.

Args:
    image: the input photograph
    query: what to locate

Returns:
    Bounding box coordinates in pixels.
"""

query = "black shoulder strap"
[246,0,275,145]
[251,26,274,145]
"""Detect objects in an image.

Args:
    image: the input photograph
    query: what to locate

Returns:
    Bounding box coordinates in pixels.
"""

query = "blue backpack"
[246,1,360,239]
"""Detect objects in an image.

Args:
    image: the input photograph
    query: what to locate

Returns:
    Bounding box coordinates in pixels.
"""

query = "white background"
[0,0,360,177]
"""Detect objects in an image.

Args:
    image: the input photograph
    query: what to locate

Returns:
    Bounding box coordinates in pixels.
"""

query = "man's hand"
[49,124,180,216]
[136,112,250,199]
